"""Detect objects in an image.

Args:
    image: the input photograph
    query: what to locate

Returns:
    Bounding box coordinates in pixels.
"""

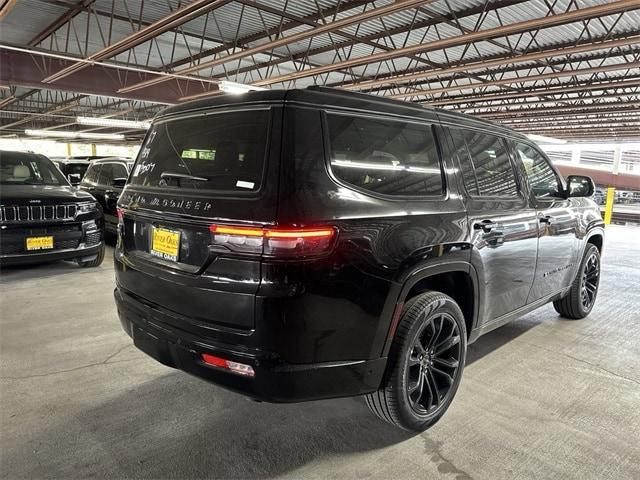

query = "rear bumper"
[0,242,103,265]
[114,286,387,402]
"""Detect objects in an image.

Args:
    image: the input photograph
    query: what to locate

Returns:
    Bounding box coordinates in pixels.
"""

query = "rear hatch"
[116,106,283,330]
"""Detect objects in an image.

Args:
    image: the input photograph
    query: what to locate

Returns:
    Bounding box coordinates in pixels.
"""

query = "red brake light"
[116,207,124,223]
[201,353,255,377]
[209,224,336,258]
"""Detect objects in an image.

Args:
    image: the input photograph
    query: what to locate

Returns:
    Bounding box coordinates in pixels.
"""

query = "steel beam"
[345,36,640,93]
[117,0,436,94]
[28,0,95,47]
[253,0,640,87]
[391,61,640,100]
[423,78,640,106]
[0,0,17,21]
[41,0,231,84]
[472,103,640,119]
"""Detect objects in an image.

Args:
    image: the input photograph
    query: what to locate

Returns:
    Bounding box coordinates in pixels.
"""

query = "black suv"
[114,88,603,431]
[79,158,134,235]
[0,151,104,267]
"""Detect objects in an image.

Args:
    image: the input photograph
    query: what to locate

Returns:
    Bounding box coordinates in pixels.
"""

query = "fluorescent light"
[219,80,266,94]
[76,116,150,129]
[526,134,567,145]
[25,129,125,141]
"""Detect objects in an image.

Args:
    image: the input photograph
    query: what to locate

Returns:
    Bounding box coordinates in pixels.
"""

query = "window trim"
[322,110,448,201]
[449,126,524,201]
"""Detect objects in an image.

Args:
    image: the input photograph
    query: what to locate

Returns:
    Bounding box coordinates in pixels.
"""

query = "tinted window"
[0,152,66,186]
[82,164,100,184]
[111,163,129,180]
[97,164,111,185]
[452,129,518,197]
[515,143,562,198]
[326,114,443,197]
[129,110,270,192]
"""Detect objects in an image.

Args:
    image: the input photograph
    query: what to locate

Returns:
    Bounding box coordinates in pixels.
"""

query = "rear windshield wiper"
[160,171,208,185]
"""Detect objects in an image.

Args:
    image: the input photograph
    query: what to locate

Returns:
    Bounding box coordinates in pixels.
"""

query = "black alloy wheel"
[580,251,599,310]
[406,312,462,416]
[553,243,601,319]
[365,290,467,431]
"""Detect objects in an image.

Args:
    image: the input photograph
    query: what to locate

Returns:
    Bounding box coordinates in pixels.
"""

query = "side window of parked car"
[111,163,129,181]
[97,164,112,186]
[451,129,519,198]
[326,113,444,197]
[514,143,563,198]
[82,164,100,184]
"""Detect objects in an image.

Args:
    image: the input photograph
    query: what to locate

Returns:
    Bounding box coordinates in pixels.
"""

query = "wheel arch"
[382,261,480,357]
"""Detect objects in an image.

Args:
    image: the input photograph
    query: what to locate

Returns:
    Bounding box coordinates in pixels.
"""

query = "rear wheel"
[365,291,467,431]
[553,244,600,319]
[76,243,105,268]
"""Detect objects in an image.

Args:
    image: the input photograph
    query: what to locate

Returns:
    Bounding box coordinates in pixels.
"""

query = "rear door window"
[326,113,444,197]
[129,109,270,193]
[451,129,519,197]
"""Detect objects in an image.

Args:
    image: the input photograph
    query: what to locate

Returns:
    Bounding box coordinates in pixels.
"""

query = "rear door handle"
[474,220,496,233]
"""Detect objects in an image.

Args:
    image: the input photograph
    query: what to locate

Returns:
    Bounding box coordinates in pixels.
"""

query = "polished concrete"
[1,225,639,479]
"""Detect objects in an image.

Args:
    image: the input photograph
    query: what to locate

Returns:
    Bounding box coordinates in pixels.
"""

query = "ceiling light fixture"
[526,134,567,145]
[25,129,125,141]
[218,80,267,94]
[76,116,151,129]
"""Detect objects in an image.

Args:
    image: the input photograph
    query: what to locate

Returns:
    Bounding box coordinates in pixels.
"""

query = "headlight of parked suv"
[76,202,98,214]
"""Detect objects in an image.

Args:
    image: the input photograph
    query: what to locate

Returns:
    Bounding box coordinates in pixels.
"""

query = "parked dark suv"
[79,157,134,235]
[114,88,604,431]
[0,150,104,267]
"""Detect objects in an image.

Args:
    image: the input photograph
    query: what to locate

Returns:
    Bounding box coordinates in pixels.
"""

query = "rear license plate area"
[150,227,180,261]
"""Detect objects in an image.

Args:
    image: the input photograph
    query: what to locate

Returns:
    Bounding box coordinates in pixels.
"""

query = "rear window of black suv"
[129,109,270,193]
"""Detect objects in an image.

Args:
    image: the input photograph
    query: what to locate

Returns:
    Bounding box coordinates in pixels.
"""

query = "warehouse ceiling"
[1,0,639,143]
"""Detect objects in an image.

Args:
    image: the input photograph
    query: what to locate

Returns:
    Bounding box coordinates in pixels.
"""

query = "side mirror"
[566,175,595,198]
[67,173,81,185]
[112,178,127,188]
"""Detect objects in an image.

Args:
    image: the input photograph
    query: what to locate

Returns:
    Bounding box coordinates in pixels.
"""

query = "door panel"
[512,142,580,301]
[446,127,538,324]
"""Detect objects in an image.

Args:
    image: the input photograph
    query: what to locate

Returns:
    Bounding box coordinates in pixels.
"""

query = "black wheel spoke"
[580,253,600,309]
[404,309,462,416]
[433,357,459,369]
[427,370,441,407]
[435,335,460,356]
[432,366,454,385]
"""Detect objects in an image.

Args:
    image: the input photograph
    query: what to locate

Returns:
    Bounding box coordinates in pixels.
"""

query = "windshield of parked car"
[0,152,68,186]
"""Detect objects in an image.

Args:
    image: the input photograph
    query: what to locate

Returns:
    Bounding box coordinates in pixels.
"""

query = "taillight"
[116,207,124,225]
[201,353,255,377]
[209,224,336,258]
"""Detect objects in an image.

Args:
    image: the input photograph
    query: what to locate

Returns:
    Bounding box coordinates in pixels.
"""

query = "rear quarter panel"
[264,105,471,363]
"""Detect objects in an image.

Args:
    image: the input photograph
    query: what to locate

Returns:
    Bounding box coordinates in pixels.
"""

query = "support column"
[90,143,97,156]
[66,143,72,157]
[612,145,622,174]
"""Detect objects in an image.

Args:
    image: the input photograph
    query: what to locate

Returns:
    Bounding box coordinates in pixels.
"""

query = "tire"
[76,243,105,268]
[365,291,467,431]
[553,244,600,319]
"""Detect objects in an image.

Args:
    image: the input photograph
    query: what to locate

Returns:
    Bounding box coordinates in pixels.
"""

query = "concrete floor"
[1,225,639,480]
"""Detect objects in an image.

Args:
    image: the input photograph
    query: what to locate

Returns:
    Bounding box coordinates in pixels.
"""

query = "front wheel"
[553,244,600,319]
[365,291,467,431]
[76,244,105,268]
